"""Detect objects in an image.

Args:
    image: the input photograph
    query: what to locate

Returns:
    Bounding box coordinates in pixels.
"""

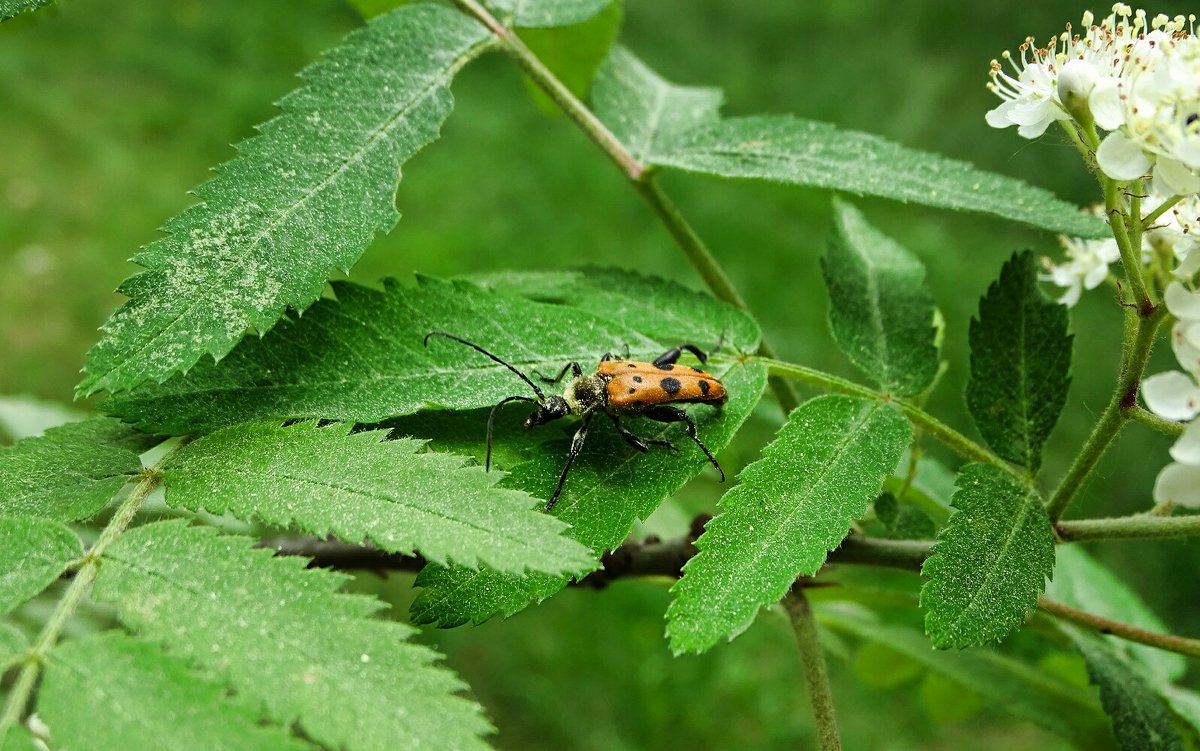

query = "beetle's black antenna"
[424,331,546,400]
[486,395,538,471]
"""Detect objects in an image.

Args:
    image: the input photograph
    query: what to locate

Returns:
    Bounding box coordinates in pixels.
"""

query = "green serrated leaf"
[94,521,492,751]
[470,266,755,348]
[0,0,51,21]
[40,632,310,751]
[0,396,83,443]
[651,115,1108,238]
[77,6,492,397]
[0,624,26,672]
[105,271,757,435]
[409,361,767,626]
[1068,629,1184,751]
[520,1,620,106]
[967,251,1072,473]
[667,395,910,653]
[822,607,1112,747]
[920,463,1056,649]
[823,199,939,396]
[592,46,722,164]
[0,417,156,521]
[162,421,594,575]
[0,518,80,615]
[1048,546,1185,685]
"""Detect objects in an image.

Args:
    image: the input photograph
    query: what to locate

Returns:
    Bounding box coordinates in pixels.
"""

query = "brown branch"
[260,517,930,584]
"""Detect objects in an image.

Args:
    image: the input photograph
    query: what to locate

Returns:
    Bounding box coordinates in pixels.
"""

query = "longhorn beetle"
[424,331,728,511]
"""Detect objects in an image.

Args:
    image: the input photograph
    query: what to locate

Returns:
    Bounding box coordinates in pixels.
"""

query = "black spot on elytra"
[627,363,637,368]
[660,377,683,396]
[632,375,643,383]
[699,380,710,395]
[628,388,636,394]
[657,363,675,371]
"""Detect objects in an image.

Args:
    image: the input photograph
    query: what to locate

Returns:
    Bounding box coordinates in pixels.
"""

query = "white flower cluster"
[1143,281,1200,507]
[1044,189,1200,305]
[1043,209,1120,306]
[987,5,1199,193]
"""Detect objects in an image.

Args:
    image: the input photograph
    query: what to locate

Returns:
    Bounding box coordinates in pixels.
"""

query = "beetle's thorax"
[563,374,607,415]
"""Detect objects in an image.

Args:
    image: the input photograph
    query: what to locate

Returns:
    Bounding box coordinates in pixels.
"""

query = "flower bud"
[1057,59,1099,122]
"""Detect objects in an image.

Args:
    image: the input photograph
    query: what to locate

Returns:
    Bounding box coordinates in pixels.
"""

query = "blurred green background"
[1,1,1196,748]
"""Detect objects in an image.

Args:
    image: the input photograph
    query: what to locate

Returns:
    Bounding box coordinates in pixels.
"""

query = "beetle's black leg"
[642,406,724,481]
[486,395,538,471]
[652,343,709,368]
[532,361,583,384]
[607,413,678,453]
[546,413,593,512]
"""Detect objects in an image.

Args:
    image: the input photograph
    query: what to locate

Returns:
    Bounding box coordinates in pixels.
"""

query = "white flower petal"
[1174,250,1200,279]
[1142,370,1200,420]
[985,100,1019,129]
[1169,420,1200,465]
[1097,131,1153,180]
[1165,282,1200,320]
[1175,138,1200,171]
[1185,321,1200,351]
[1089,78,1124,130]
[1016,116,1057,139]
[1083,262,1109,290]
[1153,462,1200,508]
[1058,59,1099,109]
[1152,157,1200,196]
[1170,330,1200,378]
[1058,283,1083,308]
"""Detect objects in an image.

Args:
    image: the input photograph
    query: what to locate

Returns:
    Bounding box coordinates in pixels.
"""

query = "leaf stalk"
[0,441,187,735]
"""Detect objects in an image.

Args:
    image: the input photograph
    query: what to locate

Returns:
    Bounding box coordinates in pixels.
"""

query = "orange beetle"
[424,332,727,511]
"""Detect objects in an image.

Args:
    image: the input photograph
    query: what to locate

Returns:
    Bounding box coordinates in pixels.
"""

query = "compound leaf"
[0,517,81,615]
[408,361,766,626]
[0,417,156,521]
[1068,630,1184,751]
[93,521,491,751]
[161,421,594,575]
[105,270,756,435]
[651,115,1107,238]
[77,5,492,396]
[823,199,939,396]
[592,46,722,164]
[920,463,1056,648]
[667,395,910,653]
[1048,546,1185,685]
[967,251,1072,474]
[40,633,311,751]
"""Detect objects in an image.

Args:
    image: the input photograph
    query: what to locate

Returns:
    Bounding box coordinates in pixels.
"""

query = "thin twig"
[1057,514,1200,541]
[1038,597,1200,658]
[785,584,842,751]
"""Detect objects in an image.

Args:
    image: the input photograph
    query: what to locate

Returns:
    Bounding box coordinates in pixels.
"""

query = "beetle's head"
[524,396,570,429]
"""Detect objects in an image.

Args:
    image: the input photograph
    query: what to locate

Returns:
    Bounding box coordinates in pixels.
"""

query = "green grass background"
[1,1,1196,748]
